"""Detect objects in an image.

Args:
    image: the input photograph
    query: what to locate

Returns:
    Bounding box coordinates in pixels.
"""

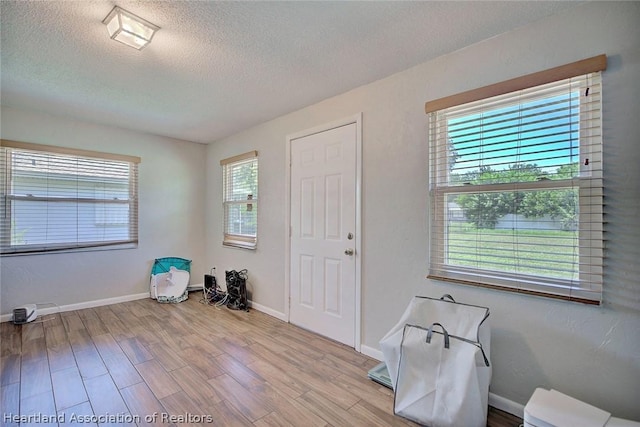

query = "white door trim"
[284,113,362,352]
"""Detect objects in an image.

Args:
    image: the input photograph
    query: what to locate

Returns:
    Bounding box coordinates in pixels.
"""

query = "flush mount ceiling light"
[103,6,159,50]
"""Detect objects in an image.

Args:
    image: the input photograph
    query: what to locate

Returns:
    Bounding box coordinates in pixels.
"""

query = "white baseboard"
[187,283,204,291]
[360,344,384,361]
[248,300,287,322]
[357,344,525,419]
[0,292,150,323]
[1,293,287,324]
[488,392,525,419]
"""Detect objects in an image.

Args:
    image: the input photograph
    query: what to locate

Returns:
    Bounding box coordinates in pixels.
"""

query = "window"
[427,55,606,304]
[0,140,140,255]
[221,151,258,249]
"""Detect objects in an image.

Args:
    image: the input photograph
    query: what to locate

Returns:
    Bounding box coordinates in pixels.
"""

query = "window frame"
[426,55,606,304]
[0,140,140,255]
[220,150,258,250]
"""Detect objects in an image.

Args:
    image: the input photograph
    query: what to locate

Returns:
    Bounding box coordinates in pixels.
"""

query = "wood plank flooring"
[1,293,523,426]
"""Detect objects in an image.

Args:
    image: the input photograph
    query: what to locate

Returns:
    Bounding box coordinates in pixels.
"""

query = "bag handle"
[439,294,456,303]
[425,322,450,349]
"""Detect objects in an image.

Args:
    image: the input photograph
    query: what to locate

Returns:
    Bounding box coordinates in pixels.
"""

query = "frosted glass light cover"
[102,6,159,50]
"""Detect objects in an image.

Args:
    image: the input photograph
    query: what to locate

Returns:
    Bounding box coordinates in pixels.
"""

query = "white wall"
[1,106,207,314]
[205,2,640,419]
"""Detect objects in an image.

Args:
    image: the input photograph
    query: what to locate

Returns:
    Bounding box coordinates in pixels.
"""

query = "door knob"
[345,248,354,256]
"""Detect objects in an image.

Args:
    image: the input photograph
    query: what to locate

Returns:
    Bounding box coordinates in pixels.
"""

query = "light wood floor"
[1,293,522,426]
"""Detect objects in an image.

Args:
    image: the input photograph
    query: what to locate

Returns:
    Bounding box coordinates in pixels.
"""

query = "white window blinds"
[428,64,604,304]
[221,151,258,249]
[1,140,140,255]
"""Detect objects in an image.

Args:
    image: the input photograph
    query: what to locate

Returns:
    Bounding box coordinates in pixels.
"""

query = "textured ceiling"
[1,1,582,144]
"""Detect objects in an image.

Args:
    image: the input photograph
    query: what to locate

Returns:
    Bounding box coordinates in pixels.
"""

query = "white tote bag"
[380,295,491,424]
[380,295,491,389]
[394,323,489,427]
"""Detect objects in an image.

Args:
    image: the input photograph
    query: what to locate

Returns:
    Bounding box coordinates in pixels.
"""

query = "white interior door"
[289,123,357,346]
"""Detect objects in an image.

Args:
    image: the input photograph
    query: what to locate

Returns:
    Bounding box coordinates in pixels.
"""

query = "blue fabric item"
[151,257,192,303]
[151,257,192,275]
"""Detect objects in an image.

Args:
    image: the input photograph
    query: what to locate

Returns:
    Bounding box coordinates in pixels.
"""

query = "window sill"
[1,242,138,257]
[427,273,602,306]
[223,241,256,251]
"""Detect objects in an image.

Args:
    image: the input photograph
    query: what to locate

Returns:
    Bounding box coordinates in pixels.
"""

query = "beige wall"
[0,106,207,313]
[205,2,640,419]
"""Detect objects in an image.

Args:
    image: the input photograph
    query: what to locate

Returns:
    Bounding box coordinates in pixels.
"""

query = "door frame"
[284,113,362,352]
